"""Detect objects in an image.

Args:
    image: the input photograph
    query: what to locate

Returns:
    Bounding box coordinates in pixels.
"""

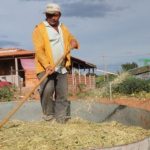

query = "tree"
[121,62,138,71]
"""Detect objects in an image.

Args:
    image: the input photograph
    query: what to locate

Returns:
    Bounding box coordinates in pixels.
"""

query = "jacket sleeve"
[63,25,80,50]
[61,24,80,68]
[32,26,50,69]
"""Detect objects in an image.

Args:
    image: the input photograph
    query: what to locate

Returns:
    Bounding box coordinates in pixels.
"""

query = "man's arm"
[32,26,51,69]
[68,33,79,50]
[62,24,79,50]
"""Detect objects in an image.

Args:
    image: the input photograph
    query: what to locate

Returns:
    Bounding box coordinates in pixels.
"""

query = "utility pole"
[102,55,108,81]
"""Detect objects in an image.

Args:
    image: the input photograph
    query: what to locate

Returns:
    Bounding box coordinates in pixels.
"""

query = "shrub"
[96,74,116,88]
[77,83,86,92]
[96,75,105,88]
[0,86,14,102]
[113,77,150,94]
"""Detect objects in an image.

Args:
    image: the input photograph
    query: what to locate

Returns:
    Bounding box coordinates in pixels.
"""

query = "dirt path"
[70,97,150,112]
[113,98,150,112]
[97,98,150,112]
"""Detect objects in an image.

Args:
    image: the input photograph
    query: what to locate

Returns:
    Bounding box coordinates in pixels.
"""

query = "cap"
[44,3,61,14]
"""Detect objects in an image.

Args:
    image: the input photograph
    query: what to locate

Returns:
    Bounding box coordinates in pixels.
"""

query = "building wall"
[0,75,17,83]
[24,71,38,87]
[136,72,150,80]
[24,71,96,93]
[67,74,95,94]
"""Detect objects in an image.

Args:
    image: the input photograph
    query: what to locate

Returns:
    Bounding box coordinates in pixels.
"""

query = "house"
[129,65,150,80]
[0,48,96,94]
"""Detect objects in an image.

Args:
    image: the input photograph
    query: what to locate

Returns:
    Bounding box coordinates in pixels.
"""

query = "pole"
[102,55,106,81]
[109,82,112,101]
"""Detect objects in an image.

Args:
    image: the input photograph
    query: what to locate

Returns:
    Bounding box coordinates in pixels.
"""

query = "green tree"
[121,62,138,71]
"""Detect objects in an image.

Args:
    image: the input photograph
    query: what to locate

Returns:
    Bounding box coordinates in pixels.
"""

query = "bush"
[113,77,150,94]
[77,83,86,92]
[0,86,14,102]
[96,74,116,88]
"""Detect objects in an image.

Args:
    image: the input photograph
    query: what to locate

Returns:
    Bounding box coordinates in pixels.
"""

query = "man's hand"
[46,65,55,74]
[70,39,78,50]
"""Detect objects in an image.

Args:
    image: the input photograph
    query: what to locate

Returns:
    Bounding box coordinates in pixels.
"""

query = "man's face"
[46,12,61,27]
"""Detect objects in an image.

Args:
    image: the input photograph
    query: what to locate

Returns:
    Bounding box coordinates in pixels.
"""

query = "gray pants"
[37,72,70,120]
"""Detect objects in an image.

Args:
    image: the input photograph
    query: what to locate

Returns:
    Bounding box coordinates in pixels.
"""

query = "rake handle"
[0,50,71,128]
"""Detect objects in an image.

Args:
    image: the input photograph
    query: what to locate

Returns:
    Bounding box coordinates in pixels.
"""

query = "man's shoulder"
[34,22,45,29]
[60,23,69,30]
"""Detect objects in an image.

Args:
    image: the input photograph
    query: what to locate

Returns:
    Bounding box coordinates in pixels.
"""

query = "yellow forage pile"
[0,119,150,150]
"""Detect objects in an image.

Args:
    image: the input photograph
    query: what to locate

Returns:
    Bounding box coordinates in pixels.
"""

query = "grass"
[73,72,150,101]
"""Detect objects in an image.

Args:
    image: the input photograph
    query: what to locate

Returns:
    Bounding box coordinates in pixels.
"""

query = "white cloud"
[21,0,126,17]
[0,0,150,71]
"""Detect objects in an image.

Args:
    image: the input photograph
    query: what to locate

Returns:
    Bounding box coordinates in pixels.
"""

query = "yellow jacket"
[32,22,79,74]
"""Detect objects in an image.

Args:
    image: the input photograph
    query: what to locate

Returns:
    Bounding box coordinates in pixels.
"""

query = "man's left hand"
[70,39,78,50]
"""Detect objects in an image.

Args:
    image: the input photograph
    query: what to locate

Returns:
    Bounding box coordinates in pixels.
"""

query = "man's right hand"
[46,66,55,74]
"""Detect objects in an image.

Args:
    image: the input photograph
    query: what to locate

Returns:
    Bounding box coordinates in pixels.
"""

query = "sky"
[0,0,150,72]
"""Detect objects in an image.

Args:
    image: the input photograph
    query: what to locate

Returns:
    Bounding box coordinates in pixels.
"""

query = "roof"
[0,48,96,69]
[71,57,96,69]
[129,65,150,75]
[0,48,34,58]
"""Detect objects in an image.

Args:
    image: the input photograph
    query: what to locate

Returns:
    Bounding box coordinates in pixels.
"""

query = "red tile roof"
[0,48,96,68]
[0,48,34,57]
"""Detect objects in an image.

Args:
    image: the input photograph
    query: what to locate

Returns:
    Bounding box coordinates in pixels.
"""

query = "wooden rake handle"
[0,50,71,128]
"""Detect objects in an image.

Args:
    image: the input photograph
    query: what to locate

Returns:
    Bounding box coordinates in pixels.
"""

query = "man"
[32,3,79,123]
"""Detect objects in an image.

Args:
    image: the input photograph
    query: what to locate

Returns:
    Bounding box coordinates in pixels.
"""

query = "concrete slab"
[71,100,119,122]
[106,106,150,129]
[71,100,150,129]
[90,137,150,150]
[0,101,43,121]
[1,100,150,129]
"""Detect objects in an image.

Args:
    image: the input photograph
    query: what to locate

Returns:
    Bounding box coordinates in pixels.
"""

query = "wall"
[24,71,96,93]
[24,71,38,87]
[67,74,96,94]
[136,72,150,80]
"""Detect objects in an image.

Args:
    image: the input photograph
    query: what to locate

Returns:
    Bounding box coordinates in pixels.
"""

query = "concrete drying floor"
[1,100,150,129]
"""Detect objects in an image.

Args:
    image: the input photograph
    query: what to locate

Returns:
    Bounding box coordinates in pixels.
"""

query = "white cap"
[44,3,61,14]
